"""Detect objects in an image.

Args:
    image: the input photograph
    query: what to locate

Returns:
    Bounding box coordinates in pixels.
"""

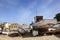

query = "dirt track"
[0,34,60,40]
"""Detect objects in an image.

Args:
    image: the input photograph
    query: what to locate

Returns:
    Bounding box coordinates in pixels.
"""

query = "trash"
[2,32,9,35]
[0,25,3,34]
[0,28,2,34]
[32,30,38,36]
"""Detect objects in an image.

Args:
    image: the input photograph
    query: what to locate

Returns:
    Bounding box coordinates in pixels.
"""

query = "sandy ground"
[0,34,60,40]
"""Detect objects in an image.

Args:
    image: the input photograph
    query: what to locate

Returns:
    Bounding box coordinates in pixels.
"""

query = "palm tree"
[54,13,60,21]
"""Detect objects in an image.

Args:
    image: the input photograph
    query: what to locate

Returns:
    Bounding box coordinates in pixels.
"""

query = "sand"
[0,34,60,40]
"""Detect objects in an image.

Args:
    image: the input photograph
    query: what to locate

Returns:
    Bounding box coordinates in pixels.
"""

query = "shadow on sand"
[8,33,19,37]
[8,32,34,38]
[54,33,60,38]
[8,32,54,38]
[8,32,44,38]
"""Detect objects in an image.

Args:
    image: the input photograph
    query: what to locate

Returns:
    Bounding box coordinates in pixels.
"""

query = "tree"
[54,13,60,21]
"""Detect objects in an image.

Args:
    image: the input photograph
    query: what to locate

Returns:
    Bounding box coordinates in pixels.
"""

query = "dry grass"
[0,34,60,40]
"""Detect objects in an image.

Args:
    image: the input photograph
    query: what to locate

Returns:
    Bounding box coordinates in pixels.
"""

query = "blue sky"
[0,0,60,24]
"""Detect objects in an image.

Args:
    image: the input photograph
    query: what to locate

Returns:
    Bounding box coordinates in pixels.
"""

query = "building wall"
[9,23,21,31]
[21,24,28,28]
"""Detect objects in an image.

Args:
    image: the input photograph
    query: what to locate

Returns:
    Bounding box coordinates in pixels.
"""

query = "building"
[0,22,10,32]
[34,16,43,22]
[9,23,21,31]
[22,24,28,28]
[1,22,7,27]
[0,22,11,35]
